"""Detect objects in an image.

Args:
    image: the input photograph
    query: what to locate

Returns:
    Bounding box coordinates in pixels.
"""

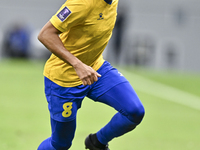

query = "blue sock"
[38,118,76,150]
[50,118,76,150]
[37,137,55,150]
[95,82,145,145]
[96,112,137,145]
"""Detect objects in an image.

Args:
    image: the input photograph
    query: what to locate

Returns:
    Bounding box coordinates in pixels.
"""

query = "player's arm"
[38,21,101,85]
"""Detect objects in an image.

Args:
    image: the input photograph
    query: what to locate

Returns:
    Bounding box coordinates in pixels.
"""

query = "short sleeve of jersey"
[50,0,92,32]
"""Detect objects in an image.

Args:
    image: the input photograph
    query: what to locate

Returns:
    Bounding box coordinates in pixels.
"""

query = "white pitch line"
[120,69,200,111]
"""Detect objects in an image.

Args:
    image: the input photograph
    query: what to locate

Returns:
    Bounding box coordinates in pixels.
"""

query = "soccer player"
[37,0,145,149]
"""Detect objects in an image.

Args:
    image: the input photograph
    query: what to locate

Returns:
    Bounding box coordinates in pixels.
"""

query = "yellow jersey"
[43,0,118,87]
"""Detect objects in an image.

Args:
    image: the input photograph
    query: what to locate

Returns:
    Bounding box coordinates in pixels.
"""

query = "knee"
[126,104,145,124]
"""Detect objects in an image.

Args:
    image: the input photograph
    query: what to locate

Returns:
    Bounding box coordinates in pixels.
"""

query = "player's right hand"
[73,62,101,86]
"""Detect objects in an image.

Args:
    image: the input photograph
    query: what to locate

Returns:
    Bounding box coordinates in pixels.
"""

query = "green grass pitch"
[0,59,200,150]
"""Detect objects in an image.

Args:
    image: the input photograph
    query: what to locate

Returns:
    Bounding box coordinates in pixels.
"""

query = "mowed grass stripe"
[120,69,200,111]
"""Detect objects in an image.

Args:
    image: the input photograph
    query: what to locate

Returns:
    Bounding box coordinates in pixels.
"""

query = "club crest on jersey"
[57,6,71,22]
[97,13,104,20]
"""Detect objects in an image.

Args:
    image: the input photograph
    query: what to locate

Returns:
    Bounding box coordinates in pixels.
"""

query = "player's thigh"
[98,82,142,112]
[96,82,145,123]
[45,77,88,122]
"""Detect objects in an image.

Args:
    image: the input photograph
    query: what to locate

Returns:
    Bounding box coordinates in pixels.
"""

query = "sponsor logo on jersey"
[97,13,104,20]
[57,6,71,22]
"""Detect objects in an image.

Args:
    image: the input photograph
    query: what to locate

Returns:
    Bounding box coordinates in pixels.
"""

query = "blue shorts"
[45,61,128,122]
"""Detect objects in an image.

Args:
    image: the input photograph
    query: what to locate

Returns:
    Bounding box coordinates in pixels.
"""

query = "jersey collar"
[104,0,112,4]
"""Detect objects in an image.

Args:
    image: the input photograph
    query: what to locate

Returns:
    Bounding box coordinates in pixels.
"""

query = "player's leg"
[37,137,55,150]
[95,82,145,145]
[50,118,76,149]
[37,118,76,150]
[86,82,145,148]
[38,77,88,150]
[86,62,145,149]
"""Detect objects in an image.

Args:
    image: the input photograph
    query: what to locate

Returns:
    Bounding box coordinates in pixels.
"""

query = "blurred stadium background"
[1,0,200,71]
[0,0,200,150]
